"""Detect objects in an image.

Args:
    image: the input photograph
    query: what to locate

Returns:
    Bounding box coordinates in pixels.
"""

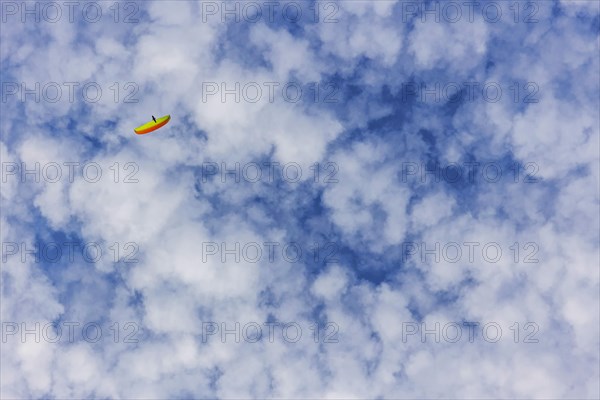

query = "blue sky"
[1,1,599,398]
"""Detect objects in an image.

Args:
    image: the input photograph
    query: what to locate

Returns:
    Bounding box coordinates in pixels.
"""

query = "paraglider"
[134,115,171,134]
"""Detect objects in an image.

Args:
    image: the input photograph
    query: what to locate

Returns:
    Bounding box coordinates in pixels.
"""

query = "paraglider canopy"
[134,115,170,134]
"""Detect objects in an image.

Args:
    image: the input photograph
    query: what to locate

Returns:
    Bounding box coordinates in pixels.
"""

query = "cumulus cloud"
[1,1,599,399]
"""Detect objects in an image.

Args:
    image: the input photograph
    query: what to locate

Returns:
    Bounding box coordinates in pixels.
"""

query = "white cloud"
[1,1,598,398]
